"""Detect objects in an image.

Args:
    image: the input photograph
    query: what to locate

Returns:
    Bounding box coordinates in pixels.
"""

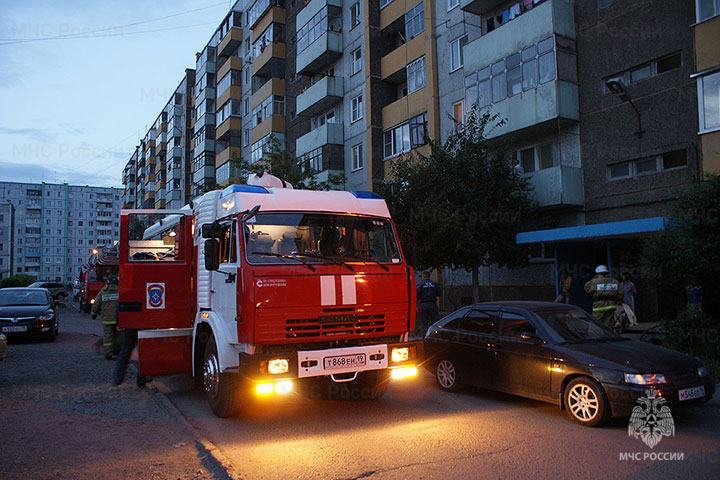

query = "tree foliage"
[221,135,346,191]
[0,274,36,288]
[376,109,535,299]
[640,174,720,312]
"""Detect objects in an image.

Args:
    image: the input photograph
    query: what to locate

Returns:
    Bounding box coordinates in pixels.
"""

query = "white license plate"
[678,386,705,401]
[323,353,366,370]
[2,326,27,333]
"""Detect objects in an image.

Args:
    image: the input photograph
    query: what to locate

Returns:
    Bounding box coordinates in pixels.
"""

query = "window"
[297,6,341,54]
[538,142,553,169]
[699,70,720,132]
[251,134,283,164]
[217,70,241,97]
[384,123,410,159]
[608,162,631,179]
[243,128,250,147]
[517,142,554,172]
[608,150,687,180]
[405,2,424,40]
[450,36,467,72]
[460,309,496,334]
[520,148,535,173]
[252,94,285,127]
[409,112,428,147]
[301,147,323,172]
[407,56,426,93]
[696,0,720,22]
[351,2,361,28]
[352,48,362,75]
[656,53,682,74]
[352,143,363,170]
[351,94,363,122]
[452,101,464,131]
[381,0,394,8]
[498,312,535,339]
[219,221,237,264]
[448,0,459,11]
[630,64,652,83]
[604,52,682,92]
[662,150,688,169]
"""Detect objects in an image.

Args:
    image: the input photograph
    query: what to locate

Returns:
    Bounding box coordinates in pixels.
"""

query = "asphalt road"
[161,352,720,480]
[0,302,229,480]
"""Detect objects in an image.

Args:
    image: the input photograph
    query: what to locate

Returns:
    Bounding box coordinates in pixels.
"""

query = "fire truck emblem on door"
[146,283,165,309]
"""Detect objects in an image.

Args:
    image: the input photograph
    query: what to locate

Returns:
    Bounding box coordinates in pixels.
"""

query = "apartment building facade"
[0,182,122,283]
[0,202,14,279]
[693,0,720,172]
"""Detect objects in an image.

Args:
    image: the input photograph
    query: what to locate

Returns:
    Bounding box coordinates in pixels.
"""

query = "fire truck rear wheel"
[203,334,241,417]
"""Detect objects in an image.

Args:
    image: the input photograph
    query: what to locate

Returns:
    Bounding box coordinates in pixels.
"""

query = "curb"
[145,376,243,480]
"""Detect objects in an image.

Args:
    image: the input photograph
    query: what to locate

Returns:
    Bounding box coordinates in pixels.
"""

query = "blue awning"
[516,217,667,244]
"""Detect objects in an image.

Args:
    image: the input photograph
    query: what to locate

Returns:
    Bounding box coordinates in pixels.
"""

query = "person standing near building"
[621,272,637,312]
[91,273,120,360]
[554,272,573,304]
[416,271,440,335]
[584,265,624,326]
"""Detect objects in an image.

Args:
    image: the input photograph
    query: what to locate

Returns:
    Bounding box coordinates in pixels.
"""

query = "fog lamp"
[390,366,418,379]
[275,380,293,394]
[256,383,273,395]
[90,299,95,304]
[268,358,289,375]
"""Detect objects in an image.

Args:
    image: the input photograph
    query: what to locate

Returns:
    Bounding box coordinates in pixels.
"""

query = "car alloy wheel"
[436,359,459,391]
[564,377,609,427]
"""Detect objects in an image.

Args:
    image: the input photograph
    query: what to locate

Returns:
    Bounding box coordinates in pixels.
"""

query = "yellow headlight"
[391,347,409,362]
[90,299,95,304]
[268,358,289,375]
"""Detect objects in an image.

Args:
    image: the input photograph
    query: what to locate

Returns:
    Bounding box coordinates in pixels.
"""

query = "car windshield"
[244,212,402,265]
[535,308,621,342]
[0,290,49,306]
[28,282,43,288]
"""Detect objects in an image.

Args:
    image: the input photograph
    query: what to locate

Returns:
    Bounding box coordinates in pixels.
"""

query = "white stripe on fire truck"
[320,275,336,306]
[341,275,356,305]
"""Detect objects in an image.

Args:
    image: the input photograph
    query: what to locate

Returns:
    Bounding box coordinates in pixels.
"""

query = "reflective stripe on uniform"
[102,321,117,325]
[592,305,616,312]
[103,342,114,346]
[102,293,119,300]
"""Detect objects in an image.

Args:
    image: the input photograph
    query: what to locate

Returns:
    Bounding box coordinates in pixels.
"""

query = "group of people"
[416,266,640,335]
[555,265,638,331]
[90,274,148,387]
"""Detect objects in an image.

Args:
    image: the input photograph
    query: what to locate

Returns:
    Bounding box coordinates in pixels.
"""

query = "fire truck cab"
[119,180,420,417]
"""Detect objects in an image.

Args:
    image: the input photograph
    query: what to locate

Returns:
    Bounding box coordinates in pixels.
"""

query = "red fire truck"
[79,246,119,313]
[118,176,421,417]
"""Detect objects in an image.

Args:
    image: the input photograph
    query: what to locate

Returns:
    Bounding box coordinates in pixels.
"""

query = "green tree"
[225,135,346,191]
[640,174,720,315]
[377,109,535,302]
[0,274,36,288]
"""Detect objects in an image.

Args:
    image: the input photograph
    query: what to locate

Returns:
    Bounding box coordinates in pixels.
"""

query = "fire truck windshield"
[244,212,402,265]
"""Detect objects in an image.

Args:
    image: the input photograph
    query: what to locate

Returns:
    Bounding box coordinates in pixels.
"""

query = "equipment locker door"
[118,210,194,376]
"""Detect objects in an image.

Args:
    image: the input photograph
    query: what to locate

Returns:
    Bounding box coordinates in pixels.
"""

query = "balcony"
[296,31,342,75]
[195,86,216,104]
[251,115,285,144]
[193,139,216,159]
[217,86,242,111]
[295,122,343,157]
[216,146,243,167]
[381,34,425,82]
[460,0,505,15]
[217,56,243,81]
[194,113,215,129]
[143,190,155,202]
[216,116,243,140]
[525,166,583,207]
[380,0,406,30]
[296,76,343,117]
[463,0,578,139]
[382,88,430,130]
[193,166,215,184]
[169,167,183,180]
[253,7,285,42]
[166,190,183,202]
[218,27,243,58]
[169,146,183,158]
[251,78,285,109]
[251,42,285,77]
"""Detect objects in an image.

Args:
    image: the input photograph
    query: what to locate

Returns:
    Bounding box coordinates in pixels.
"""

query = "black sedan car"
[424,301,714,427]
[0,288,59,341]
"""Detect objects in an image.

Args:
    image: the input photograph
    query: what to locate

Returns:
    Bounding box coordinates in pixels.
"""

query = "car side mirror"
[520,331,543,343]
[204,239,220,271]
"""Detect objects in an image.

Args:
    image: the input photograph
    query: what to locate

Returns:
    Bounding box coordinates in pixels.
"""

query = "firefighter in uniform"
[92,273,120,359]
[584,265,624,326]
[416,271,440,335]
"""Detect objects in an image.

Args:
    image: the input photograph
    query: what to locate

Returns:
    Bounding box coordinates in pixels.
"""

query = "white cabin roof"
[213,185,391,220]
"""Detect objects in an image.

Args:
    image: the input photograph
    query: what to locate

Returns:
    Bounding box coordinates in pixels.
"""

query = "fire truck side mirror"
[201,222,220,238]
[204,239,220,271]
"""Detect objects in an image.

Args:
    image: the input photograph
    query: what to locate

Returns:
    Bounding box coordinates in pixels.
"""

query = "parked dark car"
[424,301,714,427]
[0,288,59,341]
[28,281,69,301]
[0,332,6,360]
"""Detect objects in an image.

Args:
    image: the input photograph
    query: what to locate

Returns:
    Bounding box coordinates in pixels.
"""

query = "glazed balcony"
[296,76,343,117]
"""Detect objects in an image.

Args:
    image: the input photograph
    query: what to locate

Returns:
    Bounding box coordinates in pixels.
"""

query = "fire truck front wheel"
[203,334,241,417]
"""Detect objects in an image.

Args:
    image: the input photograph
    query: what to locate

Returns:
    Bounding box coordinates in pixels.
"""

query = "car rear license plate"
[678,386,705,401]
[323,353,366,370]
[2,326,27,333]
